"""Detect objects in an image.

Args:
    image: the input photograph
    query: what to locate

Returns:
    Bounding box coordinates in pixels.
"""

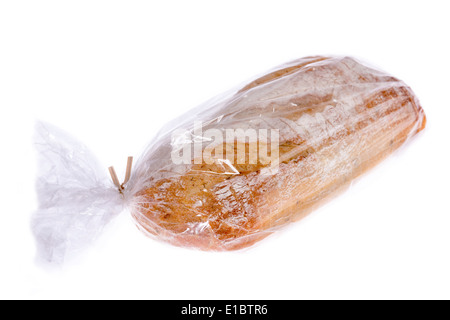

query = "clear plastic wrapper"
[33,56,426,262]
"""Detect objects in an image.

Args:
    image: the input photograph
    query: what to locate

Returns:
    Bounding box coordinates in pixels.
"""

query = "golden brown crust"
[132,56,426,250]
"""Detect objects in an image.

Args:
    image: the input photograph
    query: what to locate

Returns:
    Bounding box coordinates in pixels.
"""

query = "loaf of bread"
[129,56,426,250]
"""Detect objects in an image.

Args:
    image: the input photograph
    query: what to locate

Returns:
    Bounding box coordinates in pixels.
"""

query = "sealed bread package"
[33,56,426,262]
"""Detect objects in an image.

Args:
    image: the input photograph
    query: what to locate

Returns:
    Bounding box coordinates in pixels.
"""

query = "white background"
[1,1,449,300]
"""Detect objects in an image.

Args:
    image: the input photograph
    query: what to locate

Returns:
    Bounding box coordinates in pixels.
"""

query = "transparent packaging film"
[33,56,426,262]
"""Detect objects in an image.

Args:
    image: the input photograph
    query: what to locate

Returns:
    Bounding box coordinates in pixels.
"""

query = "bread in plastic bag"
[33,56,426,262]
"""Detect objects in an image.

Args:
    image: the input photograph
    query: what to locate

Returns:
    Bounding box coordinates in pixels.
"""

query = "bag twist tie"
[108,156,133,194]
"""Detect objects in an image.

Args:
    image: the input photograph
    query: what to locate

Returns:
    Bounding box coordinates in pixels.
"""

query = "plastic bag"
[32,56,426,263]
[33,122,125,263]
